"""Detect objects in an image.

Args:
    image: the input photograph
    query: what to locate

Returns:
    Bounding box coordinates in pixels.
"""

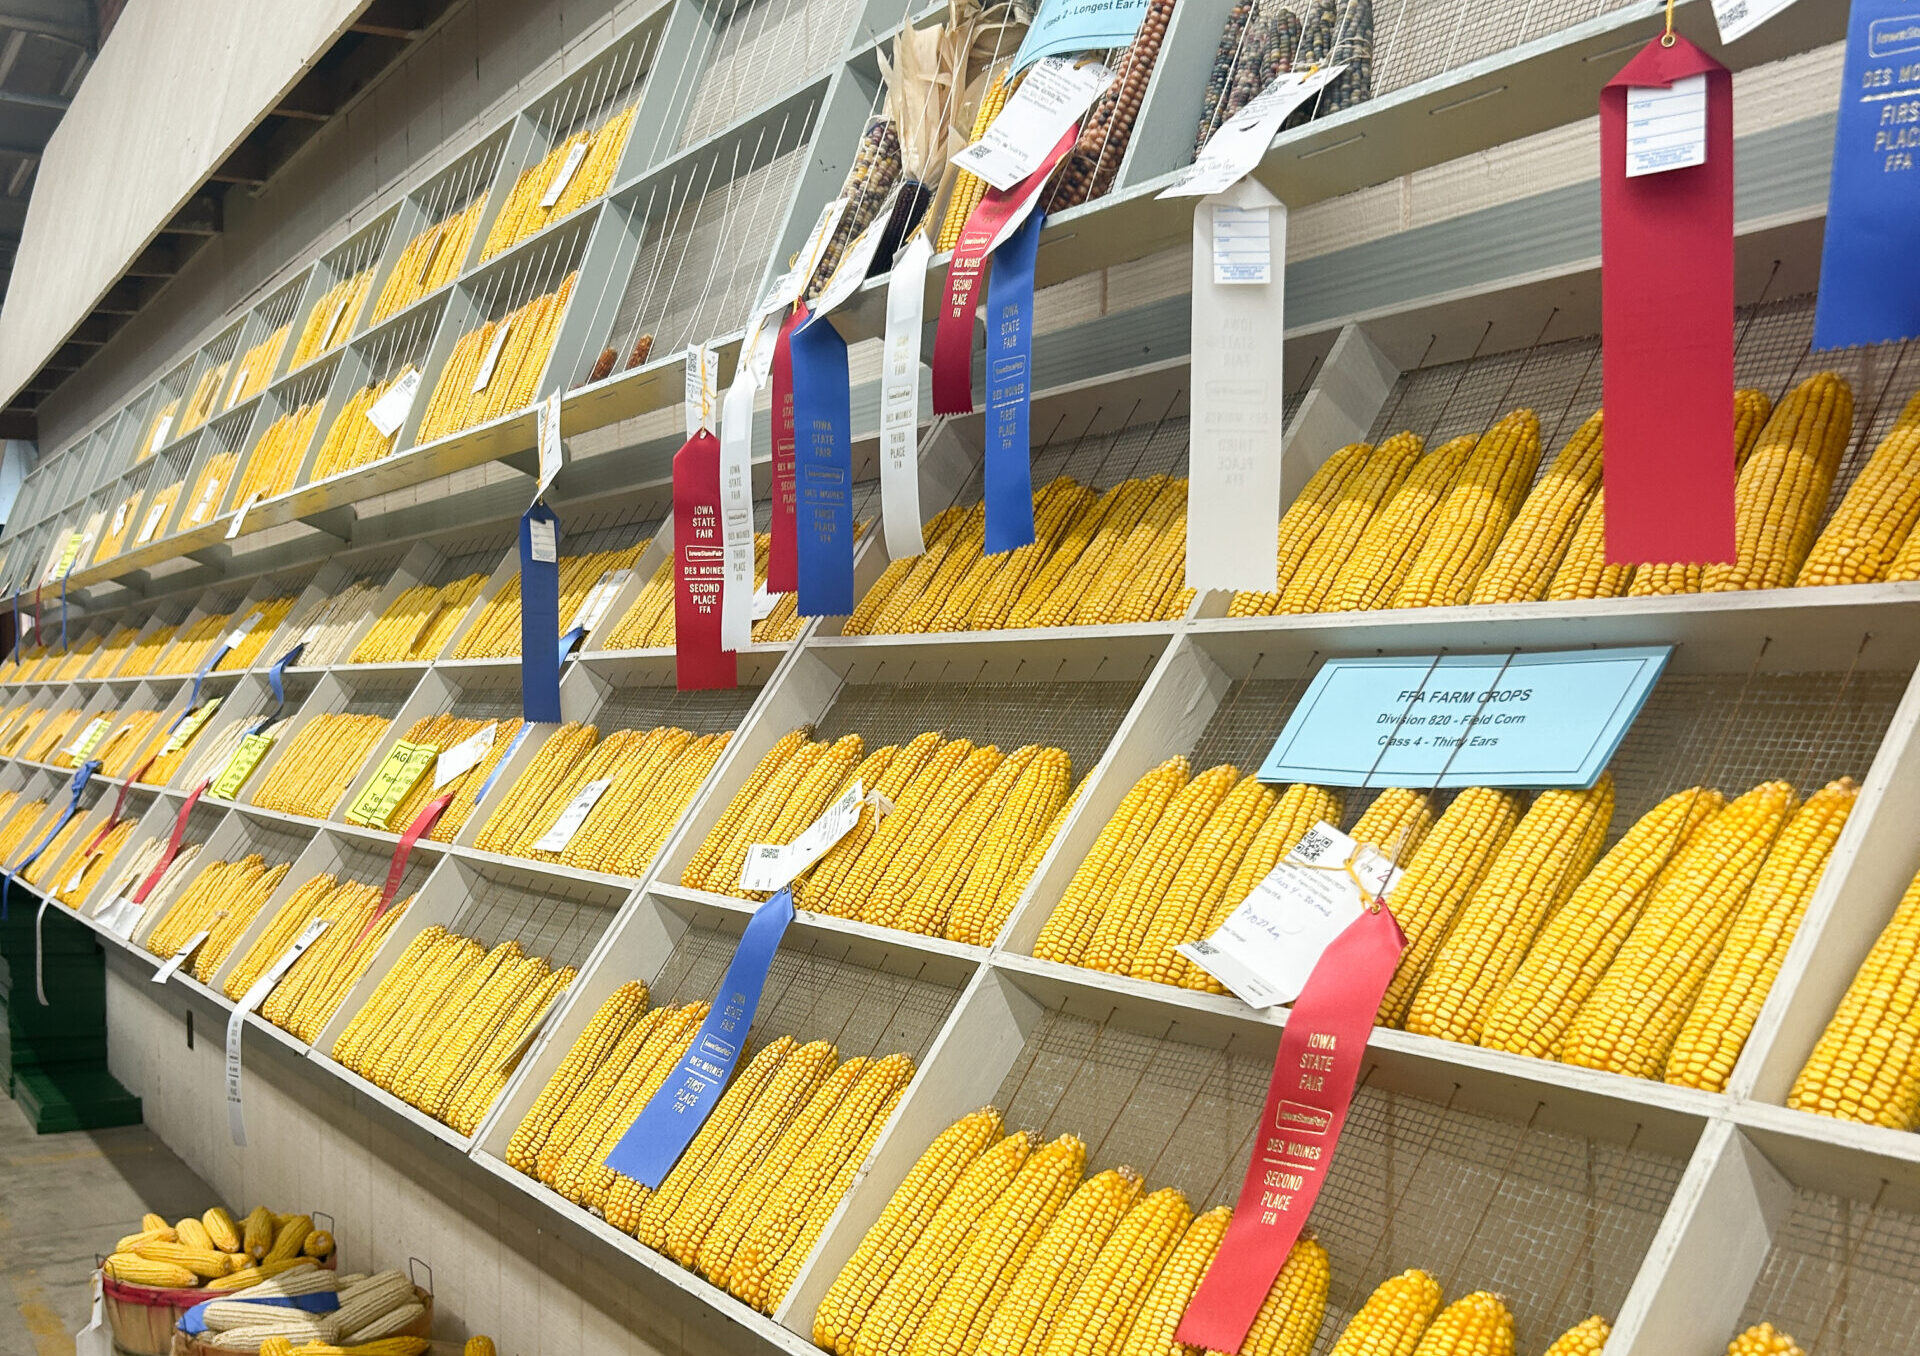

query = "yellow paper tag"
[213,732,276,800]
[345,741,438,829]
[65,715,113,760]
[161,698,222,755]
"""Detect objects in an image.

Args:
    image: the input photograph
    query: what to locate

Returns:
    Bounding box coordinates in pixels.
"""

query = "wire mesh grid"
[422,670,529,727]
[812,677,1147,783]
[418,132,507,229]
[468,213,594,323]
[1367,293,1920,520]
[443,866,620,972]
[646,919,960,1064]
[358,295,447,390]
[591,681,762,739]
[329,674,420,720]
[1367,0,1640,99]
[427,531,518,587]
[321,834,439,911]
[992,1008,1685,1354]
[525,26,657,147]
[674,0,861,150]
[223,814,315,870]
[593,132,813,383]
[1738,1187,1920,1354]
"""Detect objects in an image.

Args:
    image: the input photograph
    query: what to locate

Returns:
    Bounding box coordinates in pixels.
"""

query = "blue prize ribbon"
[520,502,563,724]
[182,637,234,717]
[983,209,1043,554]
[602,889,796,1188]
[789,310,855,617]
[558,624,587,669]
[231,640,307,737]
[1813,0,1920,350]
[4,760,99,919]
[472,724,532,808]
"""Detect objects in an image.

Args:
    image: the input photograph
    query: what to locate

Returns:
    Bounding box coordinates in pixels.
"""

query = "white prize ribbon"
[951,57,1115,191]
[1187,179,1287,593]
[532,777,614,852]
[880,233,933,559]
[717,336,762,652]
[1179,822,1401,1008]
[227,917,330,1145]
[740,779,867,890]
[1158,65,1348,199]
[227,492,261,540]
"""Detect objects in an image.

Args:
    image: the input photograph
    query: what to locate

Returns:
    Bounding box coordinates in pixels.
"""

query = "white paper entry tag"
[952,58,1115,191]
[150,413,173,453]
[152,929,211,984]
[97,897,143,939]
[812,189,901,319]
[227,917,329,1145]
[472,323,513,393]
[227,492,261,540]
[137,500,169,545]
[685,345,719,437]
[533,777,615,852]
[1161,64,1349,199]
[741,779,866,891]
[433,720,498,789]
[1213,206,1272,284]
[190,479,221,524]
[752,584,779,621]
[541,139,590,208]
[1626,74,1708,176]
[529,517,559,563]
[366,367,422,438]
[568,569,632,635]
[1711,0,1799,44]
[109,503,128,538]
[323,295,350,345]
[881,235,933,560]
[537,391,564,494]
[1178,822,1401,1009]
[763,199,850,313]
[225,611,263,651]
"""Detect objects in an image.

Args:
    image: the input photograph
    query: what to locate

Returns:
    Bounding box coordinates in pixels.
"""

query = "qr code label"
[1295,826,1336,862]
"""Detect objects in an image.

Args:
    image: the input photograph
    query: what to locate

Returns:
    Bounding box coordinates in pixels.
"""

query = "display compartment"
[293,291,451,498]
[283,205,402,377]
[192,825,438,1058]
[215,666,421,822]
[366,129,510,331]
[336,531,516,671]
[222,346,350,526]
[78,780,235,947]
[142,666,322,794]
[170,315,249,448]
[12,767,115,898]
[277,545,423,675]
[997,618,1918,1108]
[220,272,310,416]
[449,651,765,886]
[782,977,1699,1350]
[116,428,206,560]
[471,22,663,269]
[668,0,865,155]
[471,893,969,1332]
[308,850,634,1150]
[564,84,818,425]
[129,355,196,467]
[170,396,263,540]
[648,638,1161,960]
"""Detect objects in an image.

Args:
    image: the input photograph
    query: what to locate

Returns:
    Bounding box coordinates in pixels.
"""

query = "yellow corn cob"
[1324,437,1477,612]
[1406,775,1613,1045]
[242,1206,274,1259]
[940,66,1015,250]
[1231,443,1376,615]
[813,1107,1005,1355]
[1561,780,1798,1078]
[1200,1233,1330,1356]
[944,746,1073,945]
[972,1166,1143,1356]
[1377,788,1524,1028]
[1666,777,1856,1091]
[1789,868,1920,1127]
[1408,1291,1513,1355]
[202,1208,241,1252]
[1279,432,1426,613]
[1470,408,1604,603]
[1032,757,1188,965]
[1800,388,1920,584]
[1121,1207,1232,1356]
[851,1132,1035,1356]
[1545,488,1634,600]
[1479,787,1723,1060]
[1394,409,1542,608]
[1132,775,1276,985]
[905,1134,1087,1356]
[103,1254,199,1287]
[1037,1187,1192,1356]
[1727,1324,1805,1356]
[1080,763,1239,973]
[1705,372,1854,592]
[1348,787,1435,861]
[1542,1316,1611,1355]
[1629,389,1775,595]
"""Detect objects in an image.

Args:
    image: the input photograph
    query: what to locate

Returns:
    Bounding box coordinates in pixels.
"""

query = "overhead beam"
[159,193,222,237]
[349,0,426,40]
[0,2,95,50]
[0,86,66,112]
[208,141,272,185]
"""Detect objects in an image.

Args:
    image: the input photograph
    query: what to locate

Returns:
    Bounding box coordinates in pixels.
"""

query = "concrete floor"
[0,1095,215,1356]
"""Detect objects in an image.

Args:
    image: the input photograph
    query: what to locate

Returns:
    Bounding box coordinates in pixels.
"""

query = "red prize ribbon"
[361,792,455,943]
[80,755,157,856]
[130,779,209,905]
[1175,906,1406,1352]
[931,128,1076,416]
[674,430,737,691]
[1600,35,1735,564]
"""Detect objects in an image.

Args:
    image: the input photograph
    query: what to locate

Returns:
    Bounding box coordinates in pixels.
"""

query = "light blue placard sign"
[1256,647,1672,790]
[1014,0,1151,73]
